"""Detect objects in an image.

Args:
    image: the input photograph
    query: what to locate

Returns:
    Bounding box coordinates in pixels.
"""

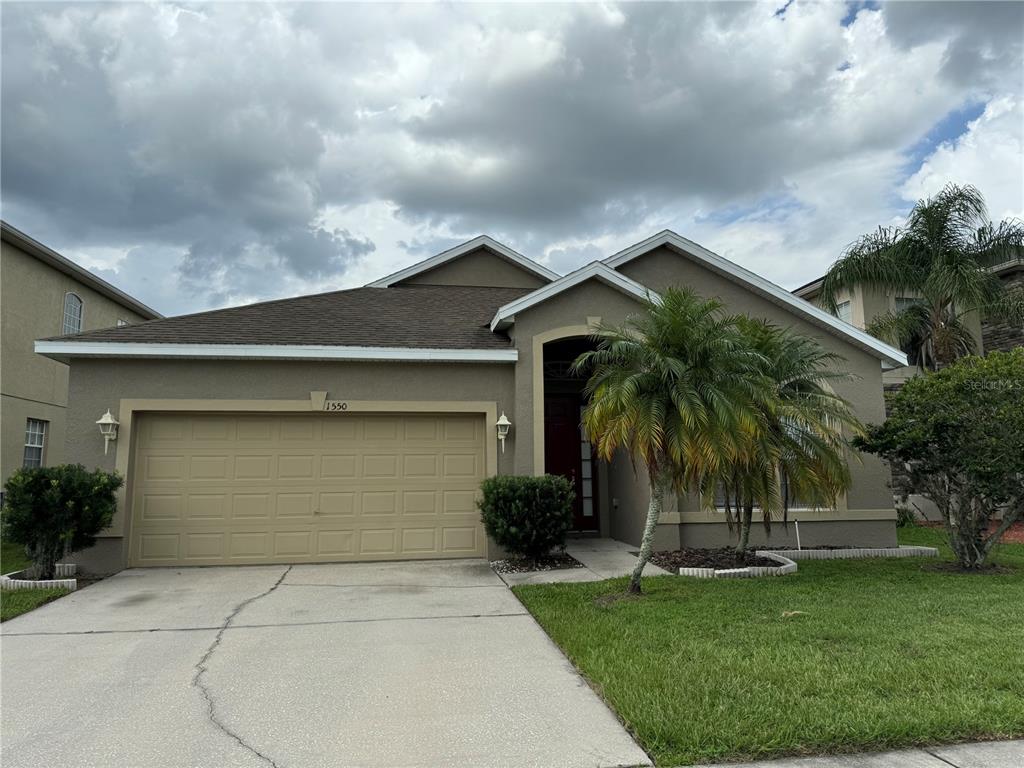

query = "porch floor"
[497,538,671,586]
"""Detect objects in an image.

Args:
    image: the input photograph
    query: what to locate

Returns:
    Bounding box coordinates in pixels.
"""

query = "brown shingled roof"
[44,284,529,350]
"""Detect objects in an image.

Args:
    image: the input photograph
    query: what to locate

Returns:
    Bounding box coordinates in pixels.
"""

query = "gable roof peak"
[603,230,907,369]
[366,234,559,288]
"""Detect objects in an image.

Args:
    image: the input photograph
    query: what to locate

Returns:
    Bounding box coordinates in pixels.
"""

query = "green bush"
[855,349,1024,569]
[2,464,122,579]
[478,474,575,562]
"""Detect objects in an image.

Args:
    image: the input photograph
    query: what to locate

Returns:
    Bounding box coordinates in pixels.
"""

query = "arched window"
[62,292,83,334]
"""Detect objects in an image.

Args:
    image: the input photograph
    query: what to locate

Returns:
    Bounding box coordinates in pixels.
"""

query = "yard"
[514,526,1024,766]
[0,539,70,622]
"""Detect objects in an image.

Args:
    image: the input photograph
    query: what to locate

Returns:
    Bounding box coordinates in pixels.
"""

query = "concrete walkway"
[498,537,671,586]
[699,740,1023,768]
[1,560,651,768]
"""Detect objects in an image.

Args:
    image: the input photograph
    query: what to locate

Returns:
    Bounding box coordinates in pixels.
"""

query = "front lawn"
[514,526,1024,766]
[1,538,31,573]
[1,539,70,622]
[1,587,70,622]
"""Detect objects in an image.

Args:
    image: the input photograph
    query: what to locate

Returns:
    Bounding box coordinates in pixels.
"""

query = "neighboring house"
[1,221,162,487]
[793,257,1024,384]
[36,231,907,574]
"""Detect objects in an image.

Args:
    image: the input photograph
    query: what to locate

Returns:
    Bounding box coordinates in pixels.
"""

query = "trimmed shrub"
[2,464,122,579]
[478,474,574,562]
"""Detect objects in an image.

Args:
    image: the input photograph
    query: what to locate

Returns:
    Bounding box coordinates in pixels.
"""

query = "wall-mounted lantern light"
[96,409,119,455]
[495,412,511,453]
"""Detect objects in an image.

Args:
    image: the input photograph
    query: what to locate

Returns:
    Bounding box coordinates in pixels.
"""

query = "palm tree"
[820,184,1024,371]
[572,288,765,594]
[714,319,860,559]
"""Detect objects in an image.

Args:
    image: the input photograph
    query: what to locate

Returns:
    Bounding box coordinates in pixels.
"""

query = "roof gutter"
[35,341,518,364]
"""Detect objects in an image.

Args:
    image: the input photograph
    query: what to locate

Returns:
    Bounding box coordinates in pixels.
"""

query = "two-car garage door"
[129,412,487,566]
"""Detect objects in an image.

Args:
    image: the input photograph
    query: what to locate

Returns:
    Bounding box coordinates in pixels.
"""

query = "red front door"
[544,394,599,531]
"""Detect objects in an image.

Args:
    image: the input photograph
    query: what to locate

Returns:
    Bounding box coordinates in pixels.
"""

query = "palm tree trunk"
[628,469,668,595]
[735,504,753,562]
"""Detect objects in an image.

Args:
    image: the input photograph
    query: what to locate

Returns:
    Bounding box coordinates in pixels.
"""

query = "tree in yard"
[820,183,1024,371]
[573,288,765,594]
[854,349,1024,569]
[715,319,860,559]
[2,464,122,579]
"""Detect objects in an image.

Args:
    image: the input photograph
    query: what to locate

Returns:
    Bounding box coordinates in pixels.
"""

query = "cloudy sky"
[2,1,1022,316]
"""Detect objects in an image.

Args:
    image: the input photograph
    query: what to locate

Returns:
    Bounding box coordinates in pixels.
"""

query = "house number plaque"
[323,400,349,412]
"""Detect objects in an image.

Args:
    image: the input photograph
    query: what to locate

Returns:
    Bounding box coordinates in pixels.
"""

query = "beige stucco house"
[793,256,1024,385]
[37,231,908,574]
[1,221,161,488]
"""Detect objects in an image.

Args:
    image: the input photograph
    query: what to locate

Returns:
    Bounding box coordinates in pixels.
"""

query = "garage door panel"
[232,493,272,519]
[130,413,487,566]
[230,532,272,559]
[184,533,225,560]
[186,494,228,520]
[236,455,274,479]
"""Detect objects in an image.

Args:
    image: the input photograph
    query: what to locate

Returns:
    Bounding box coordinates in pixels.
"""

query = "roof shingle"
[45,285,529,350]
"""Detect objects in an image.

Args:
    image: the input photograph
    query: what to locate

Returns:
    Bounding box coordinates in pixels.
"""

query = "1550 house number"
[323,400,349,412]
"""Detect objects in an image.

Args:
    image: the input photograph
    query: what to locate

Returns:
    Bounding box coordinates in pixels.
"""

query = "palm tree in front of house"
[715,318,861,559]
[820,183,1024,371]
[572,288,766,595]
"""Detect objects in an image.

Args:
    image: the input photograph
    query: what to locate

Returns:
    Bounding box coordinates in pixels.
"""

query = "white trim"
[604,230,909,368]
[34,341,518,364]
[490,261,658,332]
[366,235,559,287]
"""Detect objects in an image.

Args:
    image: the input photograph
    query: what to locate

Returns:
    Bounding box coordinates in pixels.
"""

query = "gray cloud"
[882,2,1024,87]
[1,2,1021,314]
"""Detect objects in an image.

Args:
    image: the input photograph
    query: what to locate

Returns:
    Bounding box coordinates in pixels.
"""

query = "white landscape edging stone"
[678,552,798,579]
[759,545,939,561]
[0,563,77,592]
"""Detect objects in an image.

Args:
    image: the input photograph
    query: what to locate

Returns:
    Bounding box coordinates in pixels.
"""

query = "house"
[793,255,1024,386]
[35,231,907,573]
[1,221,162,488]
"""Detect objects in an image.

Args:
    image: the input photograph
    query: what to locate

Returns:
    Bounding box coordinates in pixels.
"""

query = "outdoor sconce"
[96,409,119,455]
[495,412,511,453]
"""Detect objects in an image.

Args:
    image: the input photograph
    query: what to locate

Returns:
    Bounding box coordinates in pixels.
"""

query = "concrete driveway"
[1,560,650,768]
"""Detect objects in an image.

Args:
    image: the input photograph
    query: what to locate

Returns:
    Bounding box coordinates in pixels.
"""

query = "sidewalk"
[496,538,671,585]
[698,740,1023,768]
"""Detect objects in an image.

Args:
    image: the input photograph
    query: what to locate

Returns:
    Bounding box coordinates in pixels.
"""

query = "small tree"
[2,464,122,579]
[715,319,860,560]
[574,288,764,594]
[855,349,1024,569]
[478,475,574,565]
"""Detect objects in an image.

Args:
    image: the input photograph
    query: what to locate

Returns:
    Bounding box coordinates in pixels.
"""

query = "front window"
[834,300,852,324]
[895,296,919,313]
[62,293,84,334]
[23,419,47,468]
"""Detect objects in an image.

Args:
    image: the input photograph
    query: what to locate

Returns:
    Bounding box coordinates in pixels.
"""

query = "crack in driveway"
[192,565,292,768]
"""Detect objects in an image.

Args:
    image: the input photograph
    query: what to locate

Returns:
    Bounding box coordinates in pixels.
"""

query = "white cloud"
[902,97,1024,220]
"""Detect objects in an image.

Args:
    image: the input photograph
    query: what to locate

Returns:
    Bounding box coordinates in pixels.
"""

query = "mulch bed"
[760,544,855,551]
[490,552,585,574]
[648,548,780,571]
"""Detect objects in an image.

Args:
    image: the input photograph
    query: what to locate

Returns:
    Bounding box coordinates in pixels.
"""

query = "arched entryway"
[542,337,602,533]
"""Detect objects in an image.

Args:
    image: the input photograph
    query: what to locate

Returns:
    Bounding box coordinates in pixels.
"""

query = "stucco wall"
[398,247,548,289]
[1,241,150,482]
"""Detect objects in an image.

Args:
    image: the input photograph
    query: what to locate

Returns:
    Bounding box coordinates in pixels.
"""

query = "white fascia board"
[34,341,518,364]
[605,231,909,368]
[490,261,659,332]
[366,235,560,287]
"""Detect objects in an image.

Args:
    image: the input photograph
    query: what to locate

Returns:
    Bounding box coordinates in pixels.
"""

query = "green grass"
[514,526,1024,766]
[1,538,31,573]
[1,539,71,621]
[1,587,70,621]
